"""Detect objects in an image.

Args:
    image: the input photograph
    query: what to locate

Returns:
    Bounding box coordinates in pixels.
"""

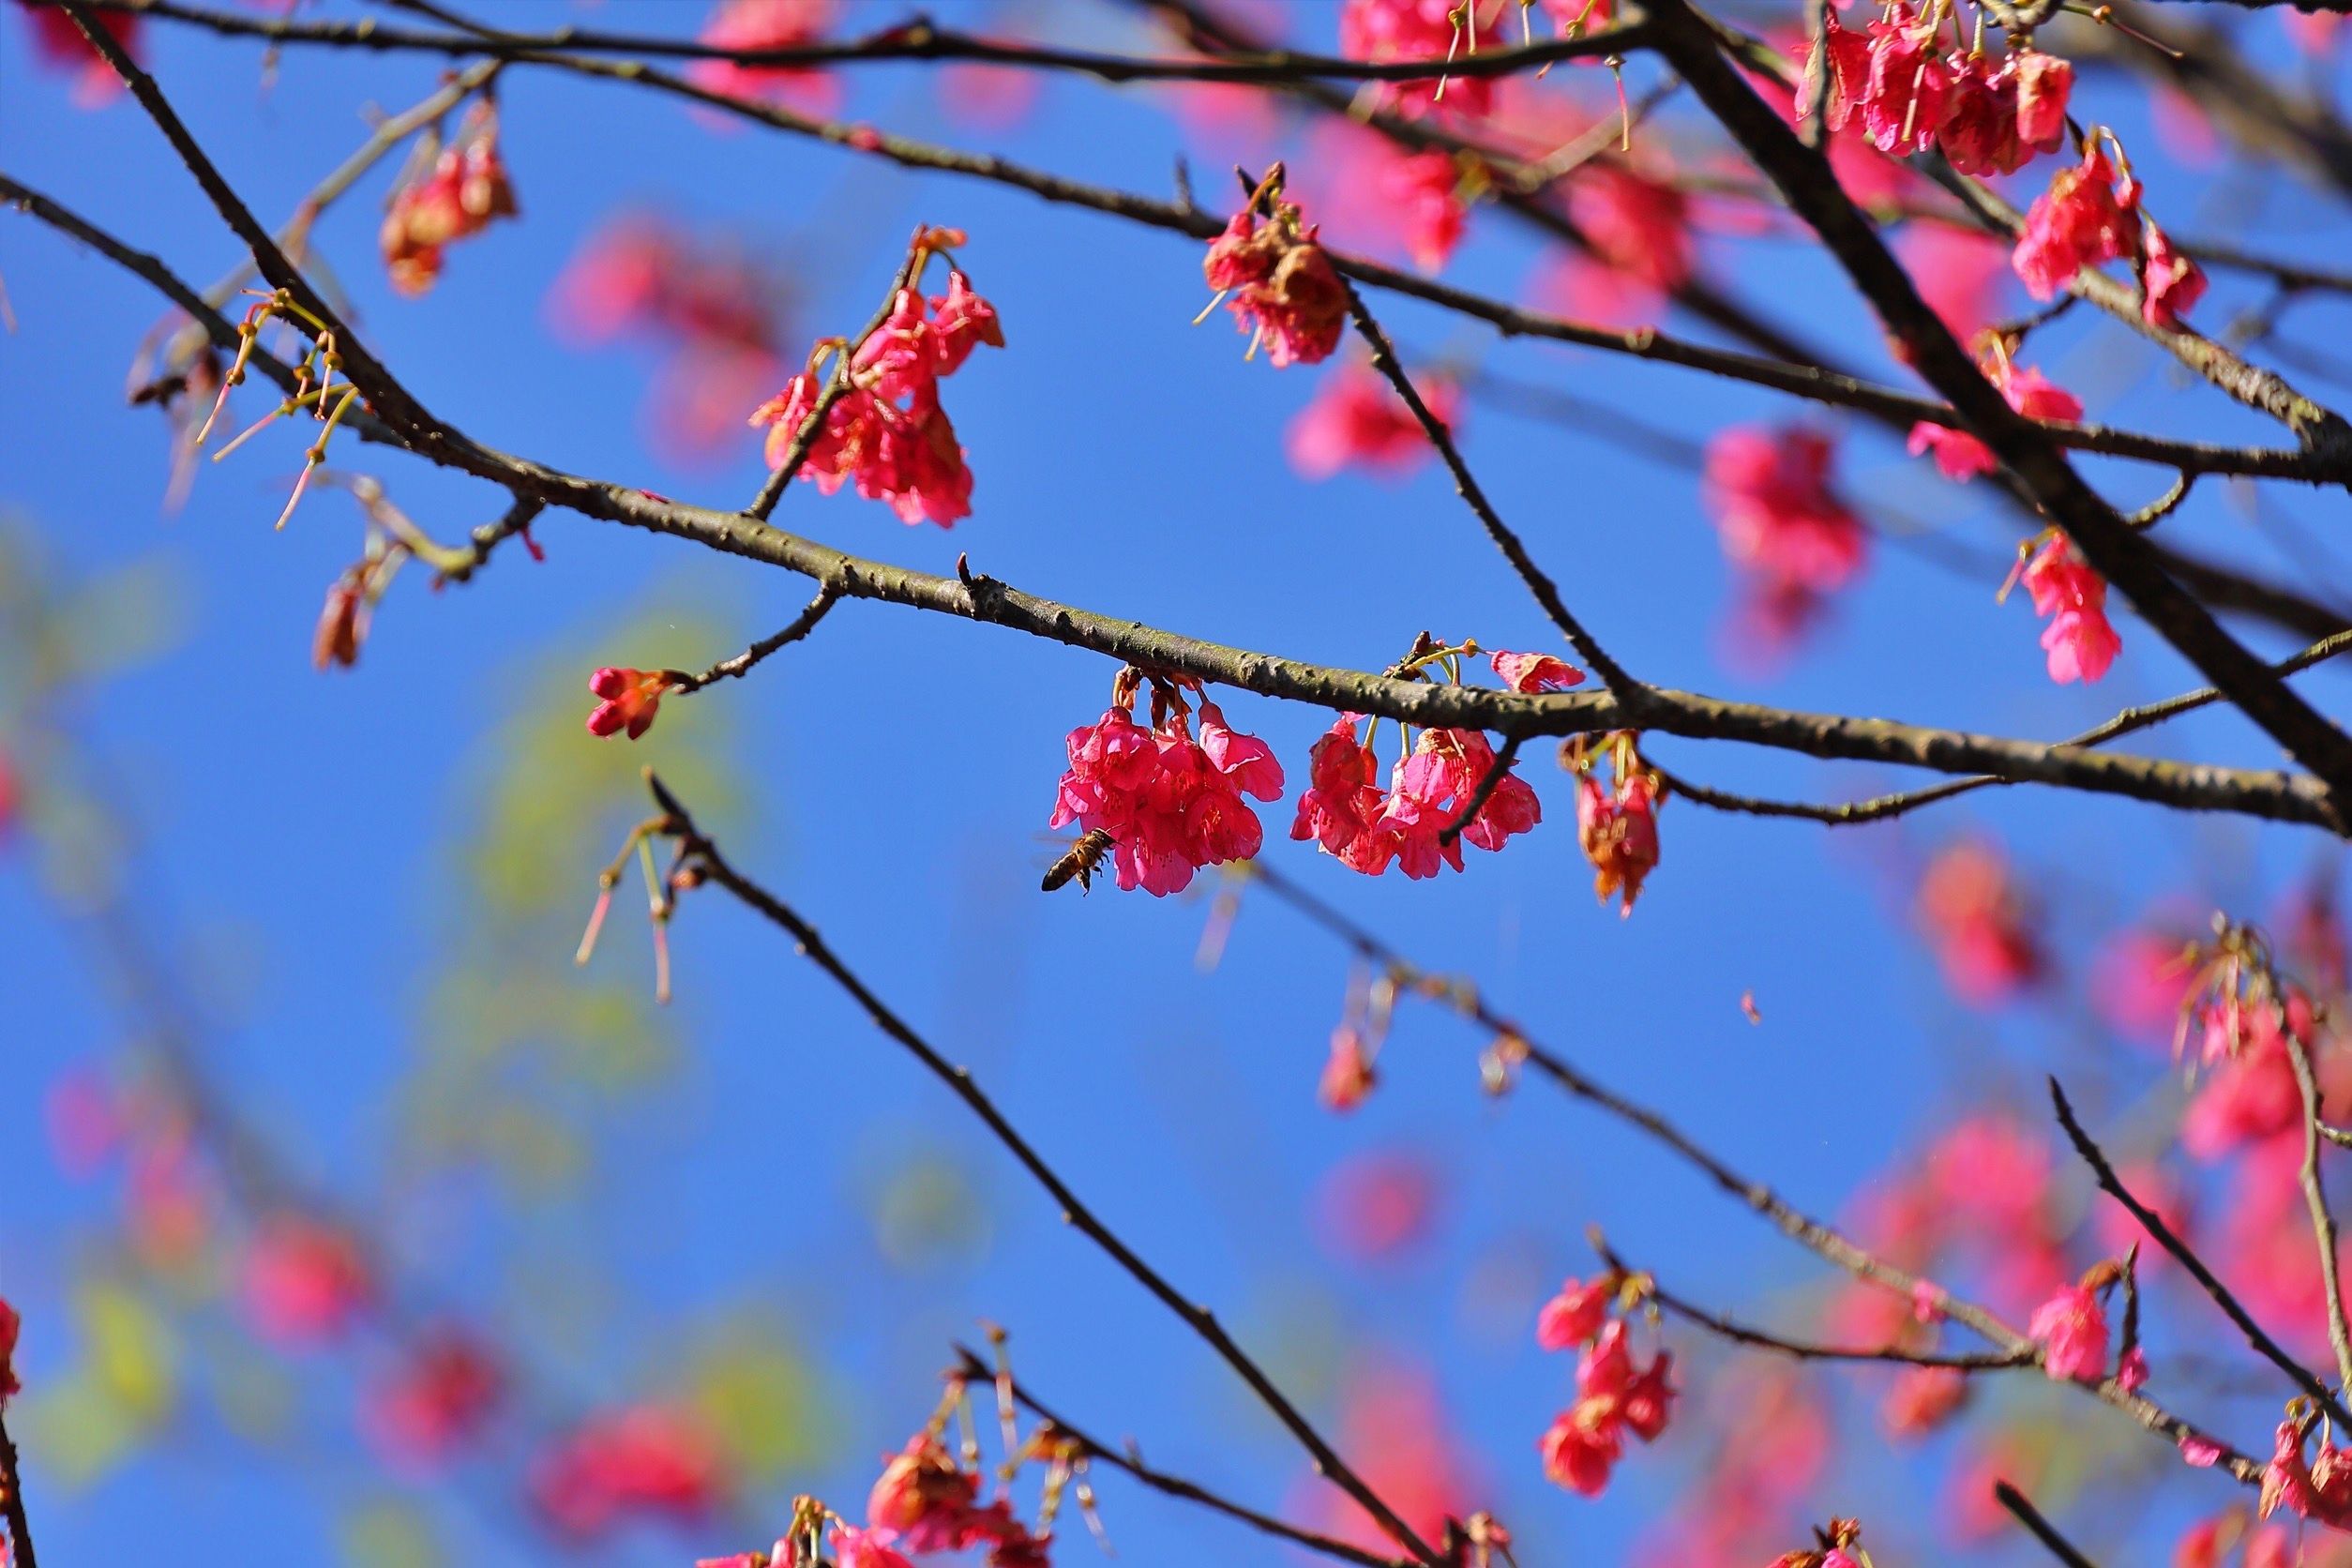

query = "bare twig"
[669,586,840,693]
[1995,1481,2100,1568]
[647,776,1442,1567]
[2287,1034,2352,1397]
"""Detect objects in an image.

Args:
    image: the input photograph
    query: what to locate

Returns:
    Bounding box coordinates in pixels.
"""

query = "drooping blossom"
[532,1404,727,1538]
[2261,1413,2352,1530]
[869,1431,982,1550]
[586,666,676,741]
[1801,10,2070,175]
[2013,146,2139,300]
[1576,771,1662,916]
[364,1329,505,1467]
[1050,688,1282,897]
[2028,1275,2112,1381]
[22,2,141,107]
[1337,0,1501,122]
[242,1215,371,1346]
[1202,184,1347,369]
[1917,838,2043,1005]
[1539,1319,1674,1497]
[751,239,1001,526]
[1939,50,2070,175]
[380,99,519,297]
[2020,535,2120,684]
[1702,427,1865,596]
[1907,356,2083,482]
[1319,1024,1379,1111]
[830,1525,916,1568]
[686,0,839,115]
[1489,649,1584,693]
[1287,362,1454,480]
[2117,1345,2150,1393]
[1290,715,1538,879]
[1535,1275,1614,1351]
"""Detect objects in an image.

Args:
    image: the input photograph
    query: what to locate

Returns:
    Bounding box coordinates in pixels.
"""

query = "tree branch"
[0,1407,38,1568]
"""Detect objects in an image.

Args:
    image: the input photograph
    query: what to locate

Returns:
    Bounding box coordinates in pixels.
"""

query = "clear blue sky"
[5,2,2352,1563]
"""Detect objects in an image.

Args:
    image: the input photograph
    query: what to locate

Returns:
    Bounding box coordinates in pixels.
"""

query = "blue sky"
[5,2,2352,1563]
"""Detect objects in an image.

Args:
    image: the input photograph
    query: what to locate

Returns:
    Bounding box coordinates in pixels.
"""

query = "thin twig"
[2049,1078,2352,1428]
[2287,1033,2352,1397]
[1994,1481,2099,1568]
[0,1407,38,1568]
[647,775,1442,1568]
[669,586,840,693]
[947,1348,1413,1568]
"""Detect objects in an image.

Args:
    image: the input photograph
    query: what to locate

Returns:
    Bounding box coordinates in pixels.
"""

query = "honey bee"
[1041,829,1115,894]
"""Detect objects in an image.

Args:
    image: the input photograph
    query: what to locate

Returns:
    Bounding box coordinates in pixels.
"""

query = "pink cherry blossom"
[532,1404,726,1538]
[1203,198,1348,369]
[1567,164,1696,294]
[1918,839,2044,1006]
[1337,0,1501,122]
[1319,1024,1378,1111]
[2028,1280,2110,1382]
[0,1295,19,1404]
[686,0,839,115]
[1882,1364,1968,1436]
[364,1329,505,1467]
[2141,222,2208,330]
[1315,1150,1439,1260]
[1702,426,1866,596]
[2013,146,2138,300]
[1286,363,1454,480]
[23,4,142,107]
[242,1214,371,1346]
[1490,649,1585,692]
[2021,535,2120,684]
[868,1432,982,1550]
[831,1526,915,1568]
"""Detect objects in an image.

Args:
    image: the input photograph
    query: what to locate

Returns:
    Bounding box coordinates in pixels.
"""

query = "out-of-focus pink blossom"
[1316,1150,1440,1260]
[1535,1276,1613,1351]
[1286,363,1453,480]
[686,0,839,114]
[868,1432,980,1551]
[2028,1279,2110,1381]
[1882,1364,1968,1436]
[1897,221,2012,339]
[2141,222,2208,330]
[1051,697,1282,897]
[1918,840,2043,1005]
[533,1404,727,1538]
[1319,1025,1378,1112]
[2013,146,2138,300]
[1338,0,1500,122]
[1703,427,1866,596]
[2093,927,2195,1041]
[242,1215,372,1346]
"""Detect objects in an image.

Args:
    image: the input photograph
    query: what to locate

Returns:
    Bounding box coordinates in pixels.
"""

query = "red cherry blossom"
[586,666,675,740]
[1567,164,1695,294]
[380,100,518,297]
[2140,221,2208,330]
[1538,1319,1673,1497]
[1535,1276,1613,1351]
[2021,535,2120,684]
[0,1295,19,1404]
[1576,769,1662,915]
[868,1431,982,1550]
[1861,8,1953,155]
[1287,362,1454,480]
[364,1329,505,1467]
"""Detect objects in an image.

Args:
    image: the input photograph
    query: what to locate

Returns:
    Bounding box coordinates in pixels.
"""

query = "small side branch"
[2287,1035,2352,1396]
[670,586,841,694]
[1994,1481,2099,1568]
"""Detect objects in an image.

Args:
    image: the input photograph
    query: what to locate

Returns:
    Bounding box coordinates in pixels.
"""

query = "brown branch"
[11,168,2344,832]
[1660,627,2352,827]
[74,0,1649,83]
[2049,1078,2352,1427]
[1996,1482,2101,1568]
[1648,0,2352,818]
[947,1348,1414,1568]
[85,0,2344,485]
[1338,281,1637,694]
[645,776,1442,1568]
[2287,1033,2352,1396]
[0,1407,37,1568]
[1238,861,2261,1483]
[668,586,840,694]
[1439,735,1526,849]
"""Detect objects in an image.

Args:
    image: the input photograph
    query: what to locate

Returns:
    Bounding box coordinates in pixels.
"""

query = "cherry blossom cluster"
[1291,641,1560,879]
[1336,0,1504,122]
[2014,137,2207,330]
[2260,1405,2352,1534]
[380,98,519,297]
[702,1364,1092,1568]
[1907,343,2082,483]
[1564,732,1663,916]
[1048,668,1284,897]
[1201,171,1349,369]
[751,227,1003,527]
[2014,532,2121,685]
[1803,10,2072,176]
[1532,1269,1676,1497]
[1702,425,1867,657]
[1769,1517,1874,1568]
